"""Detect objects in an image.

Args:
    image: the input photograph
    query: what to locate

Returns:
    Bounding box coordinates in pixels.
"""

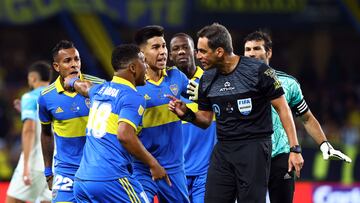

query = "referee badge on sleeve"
[237,98,252,115]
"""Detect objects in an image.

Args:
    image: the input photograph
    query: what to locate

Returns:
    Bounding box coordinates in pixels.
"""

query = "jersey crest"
[237,98,252,115]
[169,84,179,96]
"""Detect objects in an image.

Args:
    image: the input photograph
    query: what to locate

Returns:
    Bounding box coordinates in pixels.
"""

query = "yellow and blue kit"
[38,74,103,202]
[182,67,217,203]
[73,76,149,203]
[133,67,190,202]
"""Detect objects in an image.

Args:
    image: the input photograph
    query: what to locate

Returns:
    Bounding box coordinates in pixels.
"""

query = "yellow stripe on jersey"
[104,113,119,135]
[186,102,199,112]
[53,116,88,137]
[142,104,180,128]
[119,178,139,203]
[124,178,141,203]
[118,118,137,131]
[41,83,55,95]
[41,121,51,125]
[83,74,104,84]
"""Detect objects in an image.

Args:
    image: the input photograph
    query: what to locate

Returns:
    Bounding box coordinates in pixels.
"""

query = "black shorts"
[268,153,295,203]
[205,139,271,203]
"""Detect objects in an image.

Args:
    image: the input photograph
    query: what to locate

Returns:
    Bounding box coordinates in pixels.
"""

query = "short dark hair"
[197,23,233,53]
[244,30,273,52]
[28,61,52,82]
[51,40,75,60]
[134,25,164,46]
[171,33,195,48]
[111,44,140,71]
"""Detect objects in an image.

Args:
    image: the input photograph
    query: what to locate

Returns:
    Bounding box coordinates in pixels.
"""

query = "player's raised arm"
[63,76,93,97]
[167,94,213,129]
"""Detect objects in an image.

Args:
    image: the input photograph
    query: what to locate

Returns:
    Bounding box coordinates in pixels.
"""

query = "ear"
[169,51,174,62]
[215,47,225,57]
[53,62,60,73]
[266,48,272,60]
[128,62,136,74]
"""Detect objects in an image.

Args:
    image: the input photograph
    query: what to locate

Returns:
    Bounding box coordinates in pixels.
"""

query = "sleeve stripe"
[293,99,309,116]
[83,74,105,84]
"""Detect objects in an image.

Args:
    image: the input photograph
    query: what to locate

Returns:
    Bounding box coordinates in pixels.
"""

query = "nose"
[196,51,202,60]
[70,60,78,68]
[178,48,186,55]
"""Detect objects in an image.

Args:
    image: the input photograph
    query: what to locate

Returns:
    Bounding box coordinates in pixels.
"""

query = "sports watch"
[290,145,302,153]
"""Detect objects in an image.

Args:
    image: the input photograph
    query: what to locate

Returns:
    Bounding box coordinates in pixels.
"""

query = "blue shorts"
[133,170,189,203]
[73,177,149,203]
[52,173,76,203]
[187,173,207,203]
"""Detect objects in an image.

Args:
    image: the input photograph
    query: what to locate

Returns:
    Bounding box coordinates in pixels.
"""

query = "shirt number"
[86,101,112,138]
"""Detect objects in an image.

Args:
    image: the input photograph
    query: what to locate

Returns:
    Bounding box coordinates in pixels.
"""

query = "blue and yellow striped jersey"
[38,74,104,176]
[182,67,217,176]
[75,76,146,181]
[133,67,189,174]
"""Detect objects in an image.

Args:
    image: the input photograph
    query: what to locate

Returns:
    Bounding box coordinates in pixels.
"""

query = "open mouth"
[70,70,79,76]
[157,58,167,66]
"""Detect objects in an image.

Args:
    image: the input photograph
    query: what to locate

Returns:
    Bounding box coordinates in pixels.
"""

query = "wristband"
[68,77,80,90]
[44,167,53,177]
[179,108,196,123]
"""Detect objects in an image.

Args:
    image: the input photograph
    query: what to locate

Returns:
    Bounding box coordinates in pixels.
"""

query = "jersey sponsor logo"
[283,172,292,180]
[71,102,80,112]
[169,84,179,96]
[237,98,252,115]
[220,81,235,92]
[144,94,151,100]
[212,104,221,117]
[55,107,64,113]
[225,102,234,113]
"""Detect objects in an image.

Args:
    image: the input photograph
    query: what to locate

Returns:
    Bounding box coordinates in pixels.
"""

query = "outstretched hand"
[320,141,352,163]
[166,95,188,117]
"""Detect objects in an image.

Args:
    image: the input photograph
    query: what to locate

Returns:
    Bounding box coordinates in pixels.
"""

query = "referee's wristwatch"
[290,145,302,153]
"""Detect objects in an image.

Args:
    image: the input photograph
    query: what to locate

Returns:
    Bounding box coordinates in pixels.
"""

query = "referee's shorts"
[205,139,271,203]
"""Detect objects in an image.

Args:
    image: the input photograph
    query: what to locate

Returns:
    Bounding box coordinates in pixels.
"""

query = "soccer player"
[38,40,104,202]
[6,61,52,203]
[169,33,216,203]
[133,25,190,202]
[62,44,170,202]
[167,23,304,203]
[243,30,351,203]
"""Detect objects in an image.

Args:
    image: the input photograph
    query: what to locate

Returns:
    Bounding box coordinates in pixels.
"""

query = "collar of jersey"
[111,76,137,91]
[55,74,84,97]
[145,68,168,86]
[192,66,204,80]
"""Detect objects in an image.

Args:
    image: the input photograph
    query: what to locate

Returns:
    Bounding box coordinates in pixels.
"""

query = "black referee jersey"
[198,56,284,141]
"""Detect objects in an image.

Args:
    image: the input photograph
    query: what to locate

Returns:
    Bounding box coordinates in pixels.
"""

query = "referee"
[167,23,304,202]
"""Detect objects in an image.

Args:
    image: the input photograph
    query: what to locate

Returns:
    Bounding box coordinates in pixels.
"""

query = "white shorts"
[7,168,52,202]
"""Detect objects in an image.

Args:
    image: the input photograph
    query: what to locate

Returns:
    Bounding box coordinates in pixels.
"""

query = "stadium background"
[0,0,359,202]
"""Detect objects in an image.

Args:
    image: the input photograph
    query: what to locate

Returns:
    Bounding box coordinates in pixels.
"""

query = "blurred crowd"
[0,21,359,181]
